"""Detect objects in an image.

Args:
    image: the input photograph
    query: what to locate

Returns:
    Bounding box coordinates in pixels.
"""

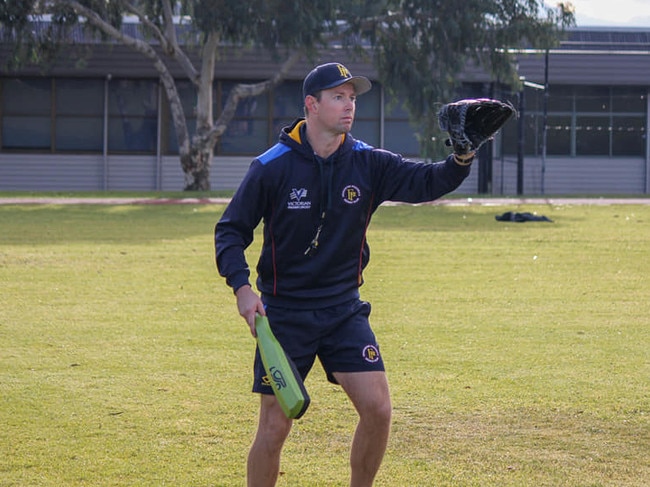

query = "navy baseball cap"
[302,63,372,99]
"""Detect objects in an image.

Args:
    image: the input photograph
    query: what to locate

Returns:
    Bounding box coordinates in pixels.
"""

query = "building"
[1,24,649,195]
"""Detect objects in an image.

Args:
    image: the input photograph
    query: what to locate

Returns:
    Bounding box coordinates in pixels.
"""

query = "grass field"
[1,200,648,486]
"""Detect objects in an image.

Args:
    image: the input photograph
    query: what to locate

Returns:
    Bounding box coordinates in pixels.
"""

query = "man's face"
[310,82,357,135]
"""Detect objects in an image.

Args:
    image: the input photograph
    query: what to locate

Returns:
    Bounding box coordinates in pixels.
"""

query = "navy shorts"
[252,299,385,394]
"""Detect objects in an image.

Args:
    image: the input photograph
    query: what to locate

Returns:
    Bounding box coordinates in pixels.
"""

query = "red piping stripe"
[358,194,374,285]
[269,204,278,296]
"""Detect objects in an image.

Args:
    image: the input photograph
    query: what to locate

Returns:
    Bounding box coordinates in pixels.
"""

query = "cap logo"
[337,64,351,79]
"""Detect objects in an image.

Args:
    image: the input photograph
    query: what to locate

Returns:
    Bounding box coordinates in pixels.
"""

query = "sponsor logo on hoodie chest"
[287,188,311,210]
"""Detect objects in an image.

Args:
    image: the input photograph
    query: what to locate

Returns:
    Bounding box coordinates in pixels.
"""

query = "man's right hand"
[235,285,265,337]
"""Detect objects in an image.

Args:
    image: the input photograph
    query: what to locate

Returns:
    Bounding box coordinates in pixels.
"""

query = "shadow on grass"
[371,203,568,233]
[1,201,581,247]
[0,204,228,246]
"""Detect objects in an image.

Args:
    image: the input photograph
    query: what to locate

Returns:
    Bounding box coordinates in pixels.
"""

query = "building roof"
[563,27,650,51]
[2,21,650,86]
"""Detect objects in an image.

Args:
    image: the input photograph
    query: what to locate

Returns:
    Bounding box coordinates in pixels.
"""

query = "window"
[576,86,609,112]
[353,85,380,147]
[383,95,419,156]
[108,79,158,153]
[165,80,198,155]
[612,115,646,156]
[272,81,303,136]
[219,81,269,155]
[55,79,104,152]
[501,113,541,156]
[383,120,419,156]
[612,87,646,112]
[504,85,647,157]
[1,78,51,150]
[548,85,573,112]
[575,115,609,155]
[546,115,572,155]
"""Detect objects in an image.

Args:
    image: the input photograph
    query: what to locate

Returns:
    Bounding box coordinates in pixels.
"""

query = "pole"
[541,50,549,195]
[103,74,111,191]
[517,79,525,195]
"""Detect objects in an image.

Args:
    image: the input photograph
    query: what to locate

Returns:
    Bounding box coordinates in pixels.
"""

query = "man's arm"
[372,151,472,205]
[236,285,265,337]
[214,160,268,333]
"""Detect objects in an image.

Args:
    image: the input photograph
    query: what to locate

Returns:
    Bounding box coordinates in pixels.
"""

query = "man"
[215,62,474,486]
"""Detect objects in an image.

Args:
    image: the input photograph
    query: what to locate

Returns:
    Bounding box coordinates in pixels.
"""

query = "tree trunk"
[179,31,219,191]
[182,141,213,191]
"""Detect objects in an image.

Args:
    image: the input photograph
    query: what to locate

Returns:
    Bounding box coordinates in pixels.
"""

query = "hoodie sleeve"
[214,160,267,293]
[371,151,471,204]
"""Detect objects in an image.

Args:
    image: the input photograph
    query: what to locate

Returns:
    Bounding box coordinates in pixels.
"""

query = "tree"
[350,0,575,157]
[0,0,574,189]
[0,0,345,190]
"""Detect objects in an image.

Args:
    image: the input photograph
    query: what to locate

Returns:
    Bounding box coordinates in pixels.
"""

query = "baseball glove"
[438,98,517,155]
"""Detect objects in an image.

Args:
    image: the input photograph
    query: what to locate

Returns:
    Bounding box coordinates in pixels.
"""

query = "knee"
[257,397,293,446]
[377,399,393,425]
[361,397,392,428]
[260,416,293,444]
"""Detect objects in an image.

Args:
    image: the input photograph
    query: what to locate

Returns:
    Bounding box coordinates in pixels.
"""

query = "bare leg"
[247,394,293,487]
[334,371,392,487]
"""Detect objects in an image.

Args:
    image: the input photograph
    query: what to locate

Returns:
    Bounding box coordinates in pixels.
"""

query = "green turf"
[0,201,648,486]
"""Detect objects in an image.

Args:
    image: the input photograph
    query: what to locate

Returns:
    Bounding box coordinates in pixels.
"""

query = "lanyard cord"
[304,152,335,257]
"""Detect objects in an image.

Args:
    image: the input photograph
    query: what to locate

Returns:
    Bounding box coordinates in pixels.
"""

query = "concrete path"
[1,196,650,206]
[0,197,232,205]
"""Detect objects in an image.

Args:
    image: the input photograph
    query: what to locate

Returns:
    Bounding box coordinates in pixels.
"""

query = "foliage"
[0,0,353,190]
[0,1,574,182]
[1,199,648,486]
[345,0,574,157]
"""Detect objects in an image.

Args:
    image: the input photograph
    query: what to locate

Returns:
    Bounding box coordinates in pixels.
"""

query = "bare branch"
[121,1,170,52]
[52,0,191,157]
[159,0,199,83]
[161,0,178,47]
[209,50,303,146]
[58,0,154,54]
[121,0,199,82]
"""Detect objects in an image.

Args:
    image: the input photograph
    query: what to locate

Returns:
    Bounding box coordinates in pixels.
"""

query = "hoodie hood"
[279,118,355,161]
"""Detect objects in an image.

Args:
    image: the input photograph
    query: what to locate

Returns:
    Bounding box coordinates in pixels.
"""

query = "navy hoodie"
[215,118,470,309]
